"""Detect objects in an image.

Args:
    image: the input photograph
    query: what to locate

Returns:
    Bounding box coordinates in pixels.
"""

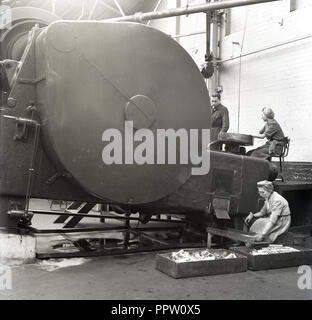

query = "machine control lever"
[2,115,40,141]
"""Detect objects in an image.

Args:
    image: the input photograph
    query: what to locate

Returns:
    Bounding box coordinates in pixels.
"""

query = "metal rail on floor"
[36,242,208,259]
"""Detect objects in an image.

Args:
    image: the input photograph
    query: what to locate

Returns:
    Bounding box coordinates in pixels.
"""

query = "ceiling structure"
[4,0,162,21]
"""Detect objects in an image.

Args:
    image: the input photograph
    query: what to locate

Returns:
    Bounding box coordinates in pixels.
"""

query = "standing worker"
[210,93,229,149]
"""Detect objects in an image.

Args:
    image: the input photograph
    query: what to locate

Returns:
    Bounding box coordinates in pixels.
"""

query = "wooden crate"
[230,246,312,271]
[155,248,247,279]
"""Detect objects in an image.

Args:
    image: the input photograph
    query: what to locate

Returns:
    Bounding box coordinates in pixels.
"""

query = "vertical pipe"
[216,9,222,91]
[176,0,181,44]
[205,1,212,89]
[205,0,211,61]
[209,1,219,94]
[25,123,41,213]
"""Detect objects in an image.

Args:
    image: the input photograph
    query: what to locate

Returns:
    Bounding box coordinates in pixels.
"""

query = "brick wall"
[277,162,312,182]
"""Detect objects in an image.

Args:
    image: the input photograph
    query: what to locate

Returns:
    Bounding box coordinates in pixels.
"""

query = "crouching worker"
[244,180,291,243]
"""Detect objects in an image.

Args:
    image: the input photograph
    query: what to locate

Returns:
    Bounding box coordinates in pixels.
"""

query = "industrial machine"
[0,7,276,234]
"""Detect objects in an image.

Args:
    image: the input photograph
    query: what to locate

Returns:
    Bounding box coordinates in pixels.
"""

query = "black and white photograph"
[0,0,312,305]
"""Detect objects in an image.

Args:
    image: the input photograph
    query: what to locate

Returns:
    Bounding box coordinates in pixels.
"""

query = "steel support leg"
[123,212,130,250]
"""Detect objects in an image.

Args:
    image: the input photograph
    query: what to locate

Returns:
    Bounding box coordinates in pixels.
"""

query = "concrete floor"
[1,199,311,300]
[0,252,311,300]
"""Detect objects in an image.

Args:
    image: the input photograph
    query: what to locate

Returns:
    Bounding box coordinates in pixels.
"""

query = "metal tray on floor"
[230,245,312,271]
[155,248,247,279]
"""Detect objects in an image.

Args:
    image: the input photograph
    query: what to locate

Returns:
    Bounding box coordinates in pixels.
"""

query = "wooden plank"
[206,227,269,245]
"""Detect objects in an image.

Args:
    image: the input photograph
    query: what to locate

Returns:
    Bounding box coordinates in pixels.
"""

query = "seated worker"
[244,180,291,243]
[247,107,285,160]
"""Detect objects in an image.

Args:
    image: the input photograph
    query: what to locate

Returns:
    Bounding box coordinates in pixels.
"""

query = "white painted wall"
[219,0,312,160]
[151,0,312,162]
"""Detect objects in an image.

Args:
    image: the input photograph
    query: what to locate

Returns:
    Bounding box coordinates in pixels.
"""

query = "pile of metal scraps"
[170,249,237,263]
[250,245,300,256]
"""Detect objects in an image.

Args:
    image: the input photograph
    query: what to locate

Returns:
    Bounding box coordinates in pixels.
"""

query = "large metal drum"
[35,21,211,204]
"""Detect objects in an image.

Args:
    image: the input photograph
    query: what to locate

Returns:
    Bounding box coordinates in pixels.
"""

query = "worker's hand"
[245,212,253,224]
[254,234,264,242]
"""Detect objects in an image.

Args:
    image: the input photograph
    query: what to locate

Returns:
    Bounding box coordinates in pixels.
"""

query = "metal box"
[230,246,312,271]
[155,248,247,279]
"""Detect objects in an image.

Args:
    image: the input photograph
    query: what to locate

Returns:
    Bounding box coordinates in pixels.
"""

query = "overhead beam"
[99,0,122,15]
[113,0,126,16]
[147,0,164,26]
[88,0,99,19]
[103,0,281,23]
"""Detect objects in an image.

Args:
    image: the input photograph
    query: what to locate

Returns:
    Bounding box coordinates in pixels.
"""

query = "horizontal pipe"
[104,0,281,23]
